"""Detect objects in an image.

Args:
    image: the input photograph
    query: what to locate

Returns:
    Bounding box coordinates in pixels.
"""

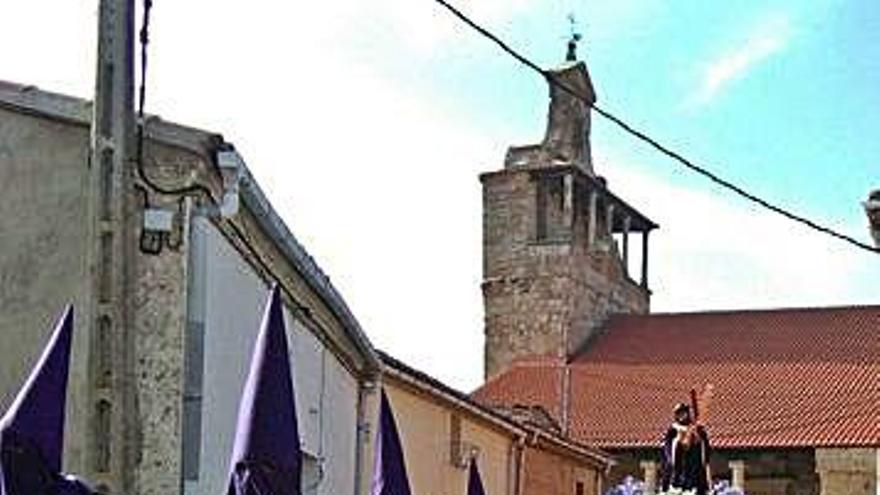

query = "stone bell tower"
[481,54,657,379]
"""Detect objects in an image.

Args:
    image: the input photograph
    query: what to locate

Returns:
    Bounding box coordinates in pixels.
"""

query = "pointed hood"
[1,307,95,495]
[227,286,301,495]
[0,306,74,473]
[371,389,412,495]
[467,459,486,495]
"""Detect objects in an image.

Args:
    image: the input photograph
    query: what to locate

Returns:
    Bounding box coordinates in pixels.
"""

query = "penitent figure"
[660,403,711,495]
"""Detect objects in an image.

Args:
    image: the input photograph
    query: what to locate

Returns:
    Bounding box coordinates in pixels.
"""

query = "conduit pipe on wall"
[353,379,376,495]
[514,435,526,495]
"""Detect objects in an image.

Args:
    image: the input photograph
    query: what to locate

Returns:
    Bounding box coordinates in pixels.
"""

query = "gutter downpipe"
[515,434,526,495]
[517,430,539,495]
[561,362,572,437]
[353,377,376,495]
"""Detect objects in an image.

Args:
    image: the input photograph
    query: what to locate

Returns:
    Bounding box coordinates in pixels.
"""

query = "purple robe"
[467,459,487,495]
[227,286,302,495]
[371,390,412,495]
[0,307,95,495]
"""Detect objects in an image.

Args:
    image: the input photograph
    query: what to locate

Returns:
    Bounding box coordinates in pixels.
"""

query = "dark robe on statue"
[660,422,710,494]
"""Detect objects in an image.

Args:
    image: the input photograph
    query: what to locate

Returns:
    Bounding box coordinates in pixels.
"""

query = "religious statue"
[660,390,713,495]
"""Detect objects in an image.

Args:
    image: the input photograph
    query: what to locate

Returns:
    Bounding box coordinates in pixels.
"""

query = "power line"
[131,0,341,348]
[135,0,214,199]
[431,0,879,255]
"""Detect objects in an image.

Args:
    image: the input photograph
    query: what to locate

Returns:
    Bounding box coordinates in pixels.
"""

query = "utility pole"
[86,0,137,493]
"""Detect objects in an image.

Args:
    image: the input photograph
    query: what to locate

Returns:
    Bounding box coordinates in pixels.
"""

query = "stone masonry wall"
[0,106,92,476]
[128,141,215,495]
[609,447,820,495]
[815,448,877,495]
[481,167,649,379]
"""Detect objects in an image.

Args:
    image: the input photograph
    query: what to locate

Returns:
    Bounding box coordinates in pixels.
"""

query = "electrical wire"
[132,0,343,347]
[135,0,215,200]
[132,0,877,443]
[431,0,879,255]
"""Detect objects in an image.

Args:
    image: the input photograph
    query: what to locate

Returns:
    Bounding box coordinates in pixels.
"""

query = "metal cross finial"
[566,13,582,61]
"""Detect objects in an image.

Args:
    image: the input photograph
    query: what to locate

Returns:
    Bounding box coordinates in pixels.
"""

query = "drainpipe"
[600,460,614,494]
[506,437,518,495]
[353,378,376,495]
[515,435,527,495]
[561,363,572,436]
[517,430,540,495]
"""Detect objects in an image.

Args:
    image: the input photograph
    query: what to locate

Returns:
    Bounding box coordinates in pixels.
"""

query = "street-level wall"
[0,105,92,475]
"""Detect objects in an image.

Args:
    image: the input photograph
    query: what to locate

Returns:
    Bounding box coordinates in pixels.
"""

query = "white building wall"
[183,216,359,495]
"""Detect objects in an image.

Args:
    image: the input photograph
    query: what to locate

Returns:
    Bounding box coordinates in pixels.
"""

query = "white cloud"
[0,1,95,97]
[4,2,875,395]
[692,14,793,105]
[598,153,879,313]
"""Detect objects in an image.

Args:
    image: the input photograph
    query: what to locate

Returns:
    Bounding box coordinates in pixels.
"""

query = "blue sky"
[367,0,878,219]
[2,0,877,389]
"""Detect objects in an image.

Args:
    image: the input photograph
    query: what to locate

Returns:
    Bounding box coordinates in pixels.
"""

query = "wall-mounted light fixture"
[216,145,244,218]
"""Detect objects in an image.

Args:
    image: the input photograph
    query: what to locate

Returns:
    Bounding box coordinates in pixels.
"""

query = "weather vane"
[566,12,582,61]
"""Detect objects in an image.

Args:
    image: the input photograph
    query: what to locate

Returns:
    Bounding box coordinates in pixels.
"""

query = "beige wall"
[365,376,607,495]
[0,107,92,475]
[522,444,601,495]
[370,381,514,495]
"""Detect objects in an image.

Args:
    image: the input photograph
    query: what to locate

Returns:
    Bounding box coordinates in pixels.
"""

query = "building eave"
[0,79,381,375]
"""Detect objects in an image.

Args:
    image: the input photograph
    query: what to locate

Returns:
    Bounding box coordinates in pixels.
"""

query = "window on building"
[575,481,585,495]
[536,175,568,242]
[449,413,462,466]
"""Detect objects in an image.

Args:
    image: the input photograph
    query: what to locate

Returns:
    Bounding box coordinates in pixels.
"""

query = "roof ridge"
[610,304,880,319]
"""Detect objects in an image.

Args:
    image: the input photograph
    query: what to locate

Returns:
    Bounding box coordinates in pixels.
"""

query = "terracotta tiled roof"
[473,306,880,449]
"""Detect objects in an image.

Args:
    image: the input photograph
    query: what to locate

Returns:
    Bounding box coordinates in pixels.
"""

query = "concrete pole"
[87,0,136,492]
